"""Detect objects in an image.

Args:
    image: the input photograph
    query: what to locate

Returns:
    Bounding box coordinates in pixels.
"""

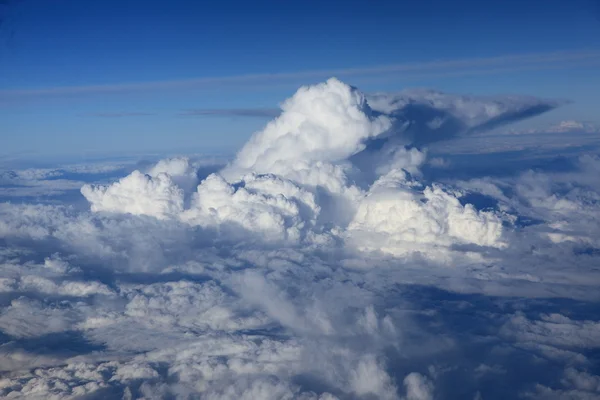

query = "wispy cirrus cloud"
[178,108,281,118]
[85,112,155,118]
[1,49,599,99]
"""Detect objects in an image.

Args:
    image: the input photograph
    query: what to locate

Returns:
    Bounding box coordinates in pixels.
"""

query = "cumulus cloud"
[82,170,184,219]
[223,78,391,179]
[501,312,600,349]
[524,367,600,399]
[403,373,434,400]
[1,78,600,399]
[181,173,320,242]
[80,79,517,254]
[146,157,191,177]
[347,176,505,257]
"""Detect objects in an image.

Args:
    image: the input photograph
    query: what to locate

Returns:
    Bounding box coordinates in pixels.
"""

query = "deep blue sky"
[1,0,600,157]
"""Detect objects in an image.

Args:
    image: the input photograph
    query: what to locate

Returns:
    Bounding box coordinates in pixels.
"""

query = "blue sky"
[1,0,600,157]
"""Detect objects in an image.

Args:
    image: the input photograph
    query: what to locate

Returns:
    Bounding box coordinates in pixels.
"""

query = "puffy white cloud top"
[348,178,505,257]
[225,78,392,179]
[181,173,320,242]
[79,78,541,255]
[82,171,184,219]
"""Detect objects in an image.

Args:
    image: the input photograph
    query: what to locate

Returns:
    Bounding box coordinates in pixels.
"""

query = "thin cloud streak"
[179,108,281,118]
[85,112,155,118]
[1,49,599,98]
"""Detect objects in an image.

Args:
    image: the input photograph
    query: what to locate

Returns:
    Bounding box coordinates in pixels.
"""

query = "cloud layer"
[1,78,600,399]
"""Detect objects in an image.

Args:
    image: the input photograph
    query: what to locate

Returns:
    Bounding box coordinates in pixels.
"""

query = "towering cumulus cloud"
[82,78,531,253]
[4,78,600,399]
[226,78,391,177]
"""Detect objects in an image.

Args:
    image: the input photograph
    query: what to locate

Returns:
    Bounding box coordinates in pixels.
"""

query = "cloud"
[80,157,206,220]
[2,78,600,399]
[86,112,155,118]
[81,171,184,219]
[60,162,128,174]
[524,367,600,399]
[224,78,392,179]
[365,89,560,145]
[179,108,281,118]
[505,120,600,135]
[82,79,538,256]
[0,162,134,200]
[403,373,434,400]
[347,179,505,258]
[501,312,600,349]
[146,157,199,189]
[1,49,599,99]
[181,173,320,242]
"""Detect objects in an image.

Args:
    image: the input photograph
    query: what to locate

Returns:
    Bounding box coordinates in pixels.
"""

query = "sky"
[2,77,600,400]
[2,4,600,396]
[1,0,600,157]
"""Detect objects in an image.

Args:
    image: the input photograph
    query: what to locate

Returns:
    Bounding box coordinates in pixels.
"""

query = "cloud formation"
[81,78,557,256]
[82,170,185,219]
[1,78,600,399]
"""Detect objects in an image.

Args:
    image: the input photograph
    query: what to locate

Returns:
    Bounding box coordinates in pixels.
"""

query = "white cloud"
[0,203,72,240]
[523,367,600,399]
[349,356,398,399]
[223,78,391,180]
[10,168,63,181]
[501,312,600,349]
[78,79,517,255]
[403,373,434,400]
[2,78,600,399]
[0,297,83,339]
[506,120,600,135]
[81,170,184,219]
[181,173,320,242]
[60,162,128,174]
[347,176,505,257]
[147,157,194,177]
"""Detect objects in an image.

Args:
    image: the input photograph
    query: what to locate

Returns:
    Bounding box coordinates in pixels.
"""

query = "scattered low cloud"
[505,120,600,135]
